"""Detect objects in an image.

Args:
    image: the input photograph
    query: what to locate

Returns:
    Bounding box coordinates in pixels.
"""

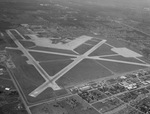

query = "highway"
[115,20,150,38]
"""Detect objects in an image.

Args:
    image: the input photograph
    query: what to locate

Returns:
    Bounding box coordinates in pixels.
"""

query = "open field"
[0,70,11,79]
[32,46,77,55]
[4,32,18,47]
[106,38,144,58]
[9,30,23,40]
[0,37,7,50]
[16,27,30,35]
[92,97,124,113]
[29,51,75,62]
[23,35,31,40]
[19,41,36,48]
[0,65,11,79]
[6,49,48,103]
[13,67,68,104]
[137,57,150,64]
[30,95,100,114]
[74,44,93,54]
[101,55,145,63]
[89,44,116,56]
[105,38,127,48]
[56,59,112,87]
[85,40,99,45]
[96,60,147,73]
[7,49,69,104]
[0,78,15,89]
[85,39,101,45]
[7,50,45,85]
[40,60,73,76]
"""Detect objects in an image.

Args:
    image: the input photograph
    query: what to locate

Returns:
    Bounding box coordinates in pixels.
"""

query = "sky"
[1,0,150,8]
[71,0,150,7]
[56,0,150,8]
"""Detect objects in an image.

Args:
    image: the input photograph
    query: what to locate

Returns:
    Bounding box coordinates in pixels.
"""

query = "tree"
[141,48,150,58]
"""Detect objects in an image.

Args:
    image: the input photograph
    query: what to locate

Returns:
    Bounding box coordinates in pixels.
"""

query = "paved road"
[115,20,150,38]
[6,65,32,114]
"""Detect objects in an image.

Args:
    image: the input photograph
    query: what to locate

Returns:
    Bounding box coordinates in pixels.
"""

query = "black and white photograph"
[0,0,150,114]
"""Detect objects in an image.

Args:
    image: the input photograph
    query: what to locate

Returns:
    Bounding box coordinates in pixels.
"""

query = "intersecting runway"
[7,29,150,98]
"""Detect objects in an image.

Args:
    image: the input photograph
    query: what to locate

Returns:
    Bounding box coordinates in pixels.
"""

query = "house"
[119,81,137,90]
[79,85,91,91]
